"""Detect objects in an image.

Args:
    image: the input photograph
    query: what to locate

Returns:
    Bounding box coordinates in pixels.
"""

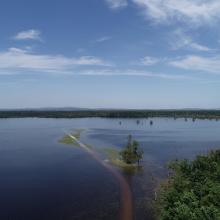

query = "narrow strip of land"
[68,134,133,220]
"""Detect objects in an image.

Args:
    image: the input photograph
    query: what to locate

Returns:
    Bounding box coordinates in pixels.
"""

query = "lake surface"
[0,118,220,220]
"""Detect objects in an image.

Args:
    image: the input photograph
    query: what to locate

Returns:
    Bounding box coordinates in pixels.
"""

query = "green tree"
[120,135,144,165]
[157,150,220,220]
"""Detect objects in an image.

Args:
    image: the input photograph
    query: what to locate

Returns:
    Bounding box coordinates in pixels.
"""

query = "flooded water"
[0,118,220,220]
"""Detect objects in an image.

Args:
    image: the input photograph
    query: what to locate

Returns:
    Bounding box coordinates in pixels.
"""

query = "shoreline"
[0,110,220,120]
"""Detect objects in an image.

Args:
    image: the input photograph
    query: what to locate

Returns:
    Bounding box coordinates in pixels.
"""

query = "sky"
[0,0,220,109]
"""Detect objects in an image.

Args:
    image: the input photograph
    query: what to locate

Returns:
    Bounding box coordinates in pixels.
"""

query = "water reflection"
[0,118,219,220]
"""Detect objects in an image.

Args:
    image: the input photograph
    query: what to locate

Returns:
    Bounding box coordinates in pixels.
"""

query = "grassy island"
[103,147,138,169]
[59,129,84,147]
[103,135,144,170]
[59,131,143,170]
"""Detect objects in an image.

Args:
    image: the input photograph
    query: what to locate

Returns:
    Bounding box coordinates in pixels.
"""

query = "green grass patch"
[59,129,84,147]
[59,134,80,147]
[103,147,120,159]
[102,147,138,170]
[111,158,137,169]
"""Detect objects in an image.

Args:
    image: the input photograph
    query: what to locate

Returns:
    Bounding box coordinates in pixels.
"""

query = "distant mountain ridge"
[0,107,90,111]
[0,107,220,111]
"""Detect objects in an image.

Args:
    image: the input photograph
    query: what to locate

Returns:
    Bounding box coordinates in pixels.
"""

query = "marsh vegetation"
[59,129,84,147]
[120,135,144,165]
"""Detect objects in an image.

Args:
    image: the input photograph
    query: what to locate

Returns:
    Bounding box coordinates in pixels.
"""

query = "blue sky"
[0,0,220,109]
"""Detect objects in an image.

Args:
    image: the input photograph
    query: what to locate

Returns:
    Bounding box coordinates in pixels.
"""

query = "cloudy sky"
[1,0,220,109]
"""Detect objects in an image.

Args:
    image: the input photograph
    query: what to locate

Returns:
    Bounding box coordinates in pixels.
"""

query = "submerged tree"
[120,135,144,165]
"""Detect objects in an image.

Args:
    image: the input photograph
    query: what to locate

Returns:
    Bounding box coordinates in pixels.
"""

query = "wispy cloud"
[169,55,220,74]
[188,43,213,52]
[170,29,213,51]
[132,0,220,25]
[13,29,42,41]
[0,47,196,80]
[95,36,112,43]
[80,69,195,80]
[105,0,128,10]
[0,47,111,74]
[139,56,159,66]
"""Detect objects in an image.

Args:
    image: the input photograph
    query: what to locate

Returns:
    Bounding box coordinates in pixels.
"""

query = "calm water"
[0,118,220,220]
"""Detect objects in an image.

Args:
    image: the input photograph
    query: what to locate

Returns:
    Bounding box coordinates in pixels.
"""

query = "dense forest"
[0,110,220,119]
[157,150,220,220]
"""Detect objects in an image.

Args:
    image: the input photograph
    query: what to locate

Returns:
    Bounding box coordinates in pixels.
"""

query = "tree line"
[0,110,220,119]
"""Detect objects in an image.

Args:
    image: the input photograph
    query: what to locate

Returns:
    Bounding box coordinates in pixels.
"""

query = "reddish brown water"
[69,134,133,220]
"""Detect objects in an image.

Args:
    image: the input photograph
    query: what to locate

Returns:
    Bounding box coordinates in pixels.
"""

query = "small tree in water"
[120,135,144,165]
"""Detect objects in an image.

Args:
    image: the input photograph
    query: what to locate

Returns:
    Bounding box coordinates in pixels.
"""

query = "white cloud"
[140,56,159,65]
[171,29,212,51]
[169,55,220,74]
[0,47,195,80]
[0,47,110,74]
[95,36,112,43]
[132,0,220,25]
[13,29,41,41]
[105,0,128,9]
[189,43,212,52]
[80,69,195,80]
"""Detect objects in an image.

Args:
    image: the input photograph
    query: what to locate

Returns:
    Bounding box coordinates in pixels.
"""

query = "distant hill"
[0,107,90,111]
[1,107,220,111]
